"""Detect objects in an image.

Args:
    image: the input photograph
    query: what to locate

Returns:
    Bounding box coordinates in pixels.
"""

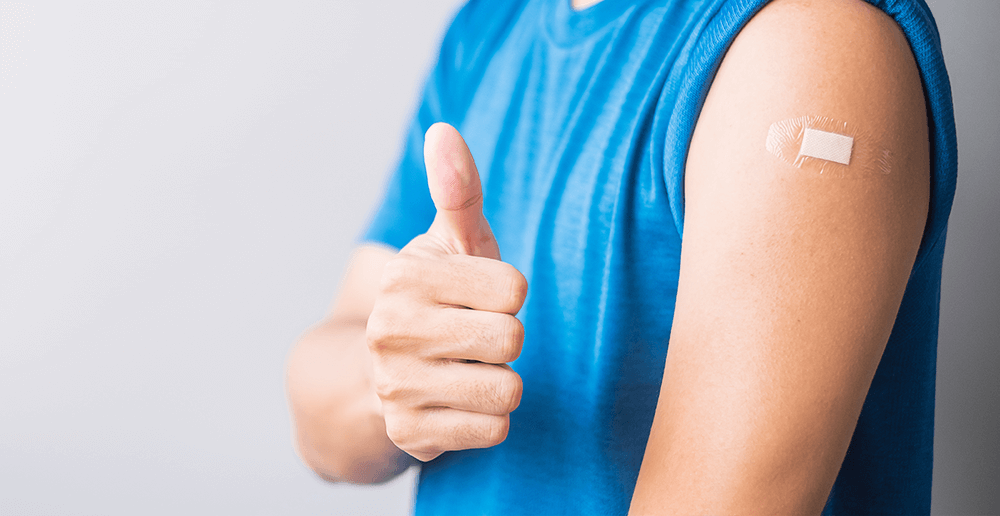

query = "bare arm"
[285,123,525,482]
[629,0,929,513]
[285,244,415,483]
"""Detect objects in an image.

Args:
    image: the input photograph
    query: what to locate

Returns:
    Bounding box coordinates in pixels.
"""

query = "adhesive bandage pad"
[766,116,892,176]
[800,128,853,165]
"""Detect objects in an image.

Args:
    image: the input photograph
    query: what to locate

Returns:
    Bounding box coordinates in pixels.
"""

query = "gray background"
[0,1,995,514]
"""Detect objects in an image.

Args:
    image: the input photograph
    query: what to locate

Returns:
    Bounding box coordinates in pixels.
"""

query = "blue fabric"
[362,0,957,514]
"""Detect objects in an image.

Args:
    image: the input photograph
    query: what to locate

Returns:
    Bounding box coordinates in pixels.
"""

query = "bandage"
[766,116,891,176]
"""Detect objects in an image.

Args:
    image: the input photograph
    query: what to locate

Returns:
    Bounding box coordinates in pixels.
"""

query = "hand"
[366,122,528,462]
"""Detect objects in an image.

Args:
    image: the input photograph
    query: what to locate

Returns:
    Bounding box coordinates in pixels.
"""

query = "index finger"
[425,254,528,314]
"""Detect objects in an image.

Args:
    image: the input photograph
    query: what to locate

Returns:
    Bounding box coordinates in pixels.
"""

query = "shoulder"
[688,0,929,187]
[724,0,923,114]
[683,0,930,277]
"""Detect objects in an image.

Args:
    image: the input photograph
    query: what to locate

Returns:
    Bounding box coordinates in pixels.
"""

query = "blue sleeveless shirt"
[363,0,957,514]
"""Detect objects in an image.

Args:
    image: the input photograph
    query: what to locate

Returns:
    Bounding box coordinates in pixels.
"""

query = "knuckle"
[493,369,523,414]
[378,258,405,293]
[371,363,397,402]
[367,301,427,356]
[383,411,410,447]
[365,311,391,349]
[483,415,510,447]
[371,354,414,401]
[379,256,419,294]
[375,359,428,405]
[507,371,524,413]
[400,411,443,462]
[499,265,528,313]
[386,409,440,462]
[499,316,524,362]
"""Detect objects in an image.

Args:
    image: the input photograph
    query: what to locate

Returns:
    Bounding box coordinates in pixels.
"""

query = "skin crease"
[369,123,528,464]
[284,0,930,513]
[284,5,598,478]
[285,123,526,479]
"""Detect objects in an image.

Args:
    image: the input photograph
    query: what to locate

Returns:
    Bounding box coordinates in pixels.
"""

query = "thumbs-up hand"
[366,123,528,462]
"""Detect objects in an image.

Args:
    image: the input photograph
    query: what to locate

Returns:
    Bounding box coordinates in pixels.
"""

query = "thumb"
[423,122,500,260]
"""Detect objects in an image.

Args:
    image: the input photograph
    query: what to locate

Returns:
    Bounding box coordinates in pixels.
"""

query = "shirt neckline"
[544,0,649,46]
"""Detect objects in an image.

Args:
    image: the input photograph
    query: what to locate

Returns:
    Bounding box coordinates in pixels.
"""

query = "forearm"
[286,317,414,483]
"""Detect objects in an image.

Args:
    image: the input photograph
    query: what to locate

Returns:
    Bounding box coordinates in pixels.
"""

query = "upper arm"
[630,0,928,513]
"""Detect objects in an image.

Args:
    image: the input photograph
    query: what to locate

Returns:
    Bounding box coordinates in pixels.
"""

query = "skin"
[629,0,928,513]
[285,123,526,479]
[572,0,603,10]
[285,0,930,512]
[284,244,407,483]
[366,123,528,463]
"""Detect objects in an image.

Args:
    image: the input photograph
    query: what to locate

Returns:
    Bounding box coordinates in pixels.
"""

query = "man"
[286,0,956,513]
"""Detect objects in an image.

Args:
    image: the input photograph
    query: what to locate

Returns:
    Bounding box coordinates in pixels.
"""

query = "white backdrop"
[1,1,996,514]
[0,1,463,514]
